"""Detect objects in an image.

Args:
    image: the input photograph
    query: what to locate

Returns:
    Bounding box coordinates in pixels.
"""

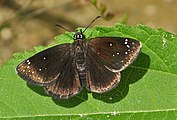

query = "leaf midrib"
[1,108,176,119]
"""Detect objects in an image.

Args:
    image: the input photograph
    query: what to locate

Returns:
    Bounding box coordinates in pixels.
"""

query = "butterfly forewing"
[87,37,141,72]
[16,44,71,85]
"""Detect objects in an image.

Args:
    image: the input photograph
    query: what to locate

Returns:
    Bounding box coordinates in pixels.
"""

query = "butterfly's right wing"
[16,44,72,85]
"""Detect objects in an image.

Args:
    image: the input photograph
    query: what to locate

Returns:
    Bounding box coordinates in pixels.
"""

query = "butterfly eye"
[73,32,85,40]
[74,35,77,40]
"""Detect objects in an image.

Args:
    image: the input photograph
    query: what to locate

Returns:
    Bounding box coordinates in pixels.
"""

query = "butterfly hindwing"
[16,44,71,85]
[86,50,121,93]
[45,58,82,99]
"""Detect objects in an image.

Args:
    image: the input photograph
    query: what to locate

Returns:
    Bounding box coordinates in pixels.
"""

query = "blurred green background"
[0,0,177,64]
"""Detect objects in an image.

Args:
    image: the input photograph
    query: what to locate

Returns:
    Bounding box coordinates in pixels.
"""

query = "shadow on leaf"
[27,83,48,96]
[52,88,88,108]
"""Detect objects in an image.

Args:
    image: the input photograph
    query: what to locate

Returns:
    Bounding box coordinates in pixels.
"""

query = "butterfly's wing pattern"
[86,37,141,93]
[16,44,82,99]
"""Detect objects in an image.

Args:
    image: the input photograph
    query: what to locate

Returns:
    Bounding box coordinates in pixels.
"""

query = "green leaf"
[0,23,177,119]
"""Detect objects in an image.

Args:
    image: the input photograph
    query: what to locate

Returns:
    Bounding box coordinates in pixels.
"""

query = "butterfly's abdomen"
[74,40,87,83]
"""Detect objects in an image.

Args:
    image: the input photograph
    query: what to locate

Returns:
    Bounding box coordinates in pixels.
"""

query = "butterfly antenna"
[55,24,70,32]
[82,16,101,33]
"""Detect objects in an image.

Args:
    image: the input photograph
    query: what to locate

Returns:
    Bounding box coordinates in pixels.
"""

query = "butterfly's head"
[73,29,85,40]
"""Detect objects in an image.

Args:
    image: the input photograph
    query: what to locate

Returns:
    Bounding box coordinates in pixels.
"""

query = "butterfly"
[16,16,141,99]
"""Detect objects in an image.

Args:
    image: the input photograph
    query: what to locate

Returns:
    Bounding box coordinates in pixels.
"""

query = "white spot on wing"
[126,45,130,48]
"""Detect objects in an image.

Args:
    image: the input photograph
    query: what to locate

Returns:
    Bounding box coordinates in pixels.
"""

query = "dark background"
[0,0,177,64]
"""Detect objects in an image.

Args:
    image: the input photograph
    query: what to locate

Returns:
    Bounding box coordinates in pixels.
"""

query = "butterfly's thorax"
[73,39,87,82]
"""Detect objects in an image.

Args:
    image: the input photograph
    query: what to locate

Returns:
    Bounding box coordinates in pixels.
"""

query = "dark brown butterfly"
[16,16,141,99]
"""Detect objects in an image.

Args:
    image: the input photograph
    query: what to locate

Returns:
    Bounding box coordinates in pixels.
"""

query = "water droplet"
[109,97,113,100]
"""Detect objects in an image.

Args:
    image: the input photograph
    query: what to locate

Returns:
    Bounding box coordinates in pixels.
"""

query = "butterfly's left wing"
[85,37,141,93]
